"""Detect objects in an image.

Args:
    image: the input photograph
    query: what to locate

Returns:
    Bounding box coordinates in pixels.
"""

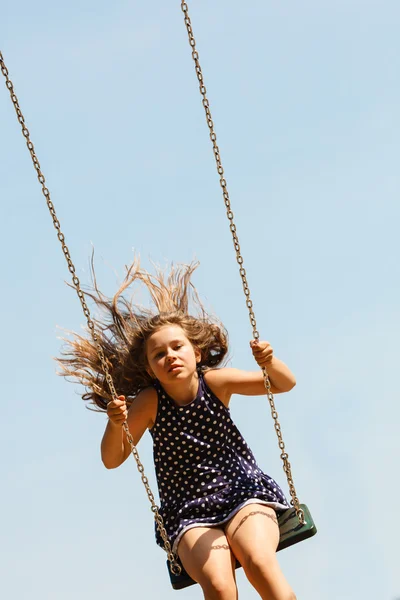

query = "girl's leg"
[225,504,296,600]
[178,527,238,600]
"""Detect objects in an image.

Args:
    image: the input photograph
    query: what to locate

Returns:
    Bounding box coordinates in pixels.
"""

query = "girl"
[59,260,297,600]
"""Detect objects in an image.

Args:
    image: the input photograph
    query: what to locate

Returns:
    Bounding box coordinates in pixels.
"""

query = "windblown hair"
[58,258,228,411]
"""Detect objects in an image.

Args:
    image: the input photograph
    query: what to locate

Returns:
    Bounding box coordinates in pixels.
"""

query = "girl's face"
[146,324,200,384]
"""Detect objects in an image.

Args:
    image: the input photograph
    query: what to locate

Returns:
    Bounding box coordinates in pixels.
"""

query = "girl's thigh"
[177,526,237,597]
[224,503,280,556]
[224,504,294,598]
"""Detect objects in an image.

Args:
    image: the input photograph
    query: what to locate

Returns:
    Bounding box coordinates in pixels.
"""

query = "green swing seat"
[168,504,317,590]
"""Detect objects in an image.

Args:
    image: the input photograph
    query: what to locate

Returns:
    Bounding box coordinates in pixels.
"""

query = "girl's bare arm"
[205,341,296,406]
[101,387,157,469]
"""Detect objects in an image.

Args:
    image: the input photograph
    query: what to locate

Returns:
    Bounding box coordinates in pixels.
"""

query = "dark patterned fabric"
[149,373,289,552]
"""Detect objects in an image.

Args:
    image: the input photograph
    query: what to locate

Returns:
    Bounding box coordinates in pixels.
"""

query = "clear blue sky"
[1,1,399,598]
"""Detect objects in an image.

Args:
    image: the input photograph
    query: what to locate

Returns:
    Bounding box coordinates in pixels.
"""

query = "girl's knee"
[242,550,274,580]
[200,573,237,600]
[242,552,296,600]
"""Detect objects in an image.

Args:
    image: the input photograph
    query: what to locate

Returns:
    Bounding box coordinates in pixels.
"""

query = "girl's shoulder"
[127,386,158,430]
[203,368,233,407]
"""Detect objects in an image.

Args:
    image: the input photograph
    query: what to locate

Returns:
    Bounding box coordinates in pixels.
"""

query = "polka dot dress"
[150,373,289,553]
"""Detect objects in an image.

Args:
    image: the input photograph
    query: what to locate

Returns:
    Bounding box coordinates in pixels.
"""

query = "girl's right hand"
[107,395,128,427]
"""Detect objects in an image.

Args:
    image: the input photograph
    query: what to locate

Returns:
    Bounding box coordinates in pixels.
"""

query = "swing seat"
[168,504,317,590]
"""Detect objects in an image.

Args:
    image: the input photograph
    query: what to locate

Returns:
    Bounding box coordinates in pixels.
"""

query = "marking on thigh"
[210,543,230,550]
[230,510,278,539]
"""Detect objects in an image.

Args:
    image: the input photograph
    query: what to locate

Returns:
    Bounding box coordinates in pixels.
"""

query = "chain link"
[0,50,182,575]
[180,1,304,525]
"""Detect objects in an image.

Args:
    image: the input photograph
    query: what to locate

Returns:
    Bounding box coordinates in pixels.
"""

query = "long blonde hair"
[58,258,228,411]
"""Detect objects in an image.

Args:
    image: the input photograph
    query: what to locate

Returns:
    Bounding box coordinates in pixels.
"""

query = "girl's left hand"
[250,340,274,367]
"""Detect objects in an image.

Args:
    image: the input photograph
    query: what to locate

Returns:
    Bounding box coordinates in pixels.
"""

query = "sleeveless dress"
[149,373,290,553]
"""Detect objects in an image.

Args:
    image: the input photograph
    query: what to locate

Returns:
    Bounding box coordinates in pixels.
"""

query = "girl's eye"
[155,351,164,359]
[175,344,183,350]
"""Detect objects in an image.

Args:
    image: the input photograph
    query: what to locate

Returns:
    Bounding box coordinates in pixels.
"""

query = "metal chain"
[0,50,182,575]
[180,1,304,524]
